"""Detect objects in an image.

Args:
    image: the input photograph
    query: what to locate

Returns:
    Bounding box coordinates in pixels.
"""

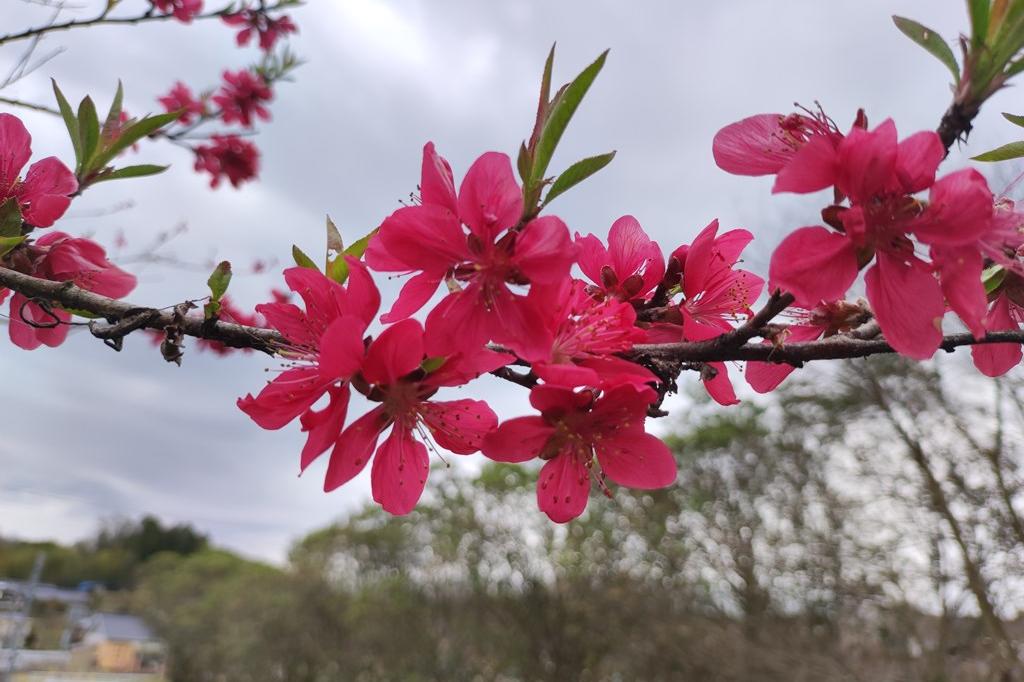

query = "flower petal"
[324,406,388,491]
[420,141,457,214]
[972,294,1022,377]
[362,318,424,385]
[0,114,32,196]
[537,453,591,523]
[419,398,497,454]
[299,384,350,472]
[237,366,327,430]
[371,425,430,515]
[713,113,794,176]
[865,252,944,360]
[768,226,858,305]
[458,151,522,239]
[481,416,555,463]
[772,133,839,194]
[514,215,576,284]
[597,432,676,489]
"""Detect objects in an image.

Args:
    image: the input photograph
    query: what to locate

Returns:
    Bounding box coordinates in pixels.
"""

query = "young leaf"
[102,80,124,142]
[892,16,961,83]
[984,264,1007,294]
[0,198,23,238]
[204,260,233,319]
[292,244,320,271]
[1003,112,1024,127]
[76,96,101,172]
[541,151,616,208]
[51,80,81,166]
[90,164,169,184]
[0,235,26,258]
[326,228,379,284]
[91,111,182,171]
[972,140,1024,161]
[528,44,557,152]
[530,49,609,185]
[969,0,990,48]
[326,215,344,258]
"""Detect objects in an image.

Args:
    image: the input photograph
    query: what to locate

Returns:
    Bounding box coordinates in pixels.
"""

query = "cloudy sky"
[0,0,1015,563]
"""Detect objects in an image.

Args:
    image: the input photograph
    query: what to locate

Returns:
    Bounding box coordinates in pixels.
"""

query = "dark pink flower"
[193,135,259,188]
[519,280,656,389]
[158,82,205,125]
[9,232,135,350]
[223,8,297,51]
[713,110,843,181]
[0,114,77,228]
[575,215,664,301]
[482,384,676,523]
[366,143,576,358]
[238,261,379,470]
[323,318,506,515]
[212,70,273,128]
[151,0,203,22]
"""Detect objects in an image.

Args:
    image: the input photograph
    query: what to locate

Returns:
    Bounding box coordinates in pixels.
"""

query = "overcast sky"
[0,0,1015,563]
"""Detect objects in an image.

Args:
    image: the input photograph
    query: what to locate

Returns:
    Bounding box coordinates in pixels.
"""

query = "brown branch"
[0,266,283,354]
[937,99,982,155]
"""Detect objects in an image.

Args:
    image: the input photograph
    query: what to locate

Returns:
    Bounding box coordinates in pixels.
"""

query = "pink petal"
[933,245,986,338]
[371,205,467,272]
[18,157,77,227]
[597,432,676,489]
[835,119,898,203]
[257,301,317,348]
[744,324,824,393]
[703,361,739,406]
[514,216,576,284]
[420,141,457,214]
[911,169,995,247]
[972,294,1022,377]
[487,287,554,360]
[362,318,424,385]
[532,361,602,388]
[371,425,430,515]
[0,114,32,196]
[423,286,492,356]
[895,131,944,194]
[530,384,591,415]
[425,347,512,387]
[419,398,497,454]
[608,215,664,288]
[537,453,591,523]
[8,293,70,349]
[772,134,839,194]
[574,232,610,287]
[317,316,367,380]
[323,406,388,491]
[457,151,522,240]
[768,226,858,305]
[299,384,350,471]
[713,113,794,176]
[284,267,345,330]
[481,416,555,463]
[680,219,719,299]
[865,252,944,360]
[237,366,328,430]
[574,356,658,390]
[380,271,442,323]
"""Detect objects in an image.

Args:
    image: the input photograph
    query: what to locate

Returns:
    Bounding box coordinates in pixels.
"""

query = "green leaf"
[516,142,531,185]
[91,111,181,171]
[530,49,609,184]
[292,244,320,271]
[892,16,961,83]
[0,198,23,238]
[90,164,169,184]
[1003,112,1024,127]
[344,227,377,260]
[1006,57,1024,77]
[326,228,378,283]
[972,140,1024,161]
[0,235,25,258]
[541,151,616,208]
[528,43,557,152]
[204,260,232,319]
[76,96,101,172]
[969,0,990,48]
[51,80,81,166]
[421,356,446,373]
[984,264,1007,294]
[102,80,124,142]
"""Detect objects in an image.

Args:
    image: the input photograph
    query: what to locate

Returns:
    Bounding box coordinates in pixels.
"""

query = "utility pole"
[1,552,45,682]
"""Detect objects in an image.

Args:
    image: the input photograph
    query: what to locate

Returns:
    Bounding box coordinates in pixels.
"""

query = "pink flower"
[519,280,656,389]
[482,384,676,523]
[575,215,665,301]
[323,318,506,515]
[0,114,77,228]
[212,70,273,128]
[971,291,1023,377]
[365,143,576,357]
[9,232,135,350]
[238,261,380,470]
[223,8,298,51]
[768,121,949,359]
[151,0,203,22]
[651,220,764,405]
[158,82,205,125]
[193,135,259,188]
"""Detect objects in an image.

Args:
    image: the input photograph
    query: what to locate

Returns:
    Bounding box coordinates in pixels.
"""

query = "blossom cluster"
[151,2,300,188]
